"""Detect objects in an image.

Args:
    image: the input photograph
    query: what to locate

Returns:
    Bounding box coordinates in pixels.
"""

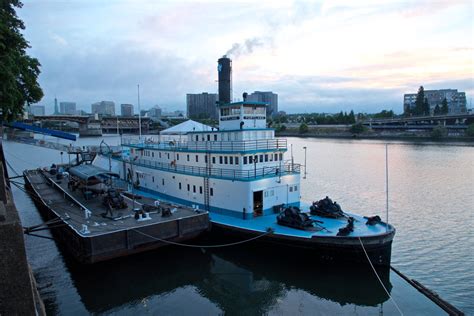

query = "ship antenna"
[385,143,389,232]
[137,84,142,141]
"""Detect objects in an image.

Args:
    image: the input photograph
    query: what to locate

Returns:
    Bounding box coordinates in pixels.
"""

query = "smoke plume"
[225,37,270,58]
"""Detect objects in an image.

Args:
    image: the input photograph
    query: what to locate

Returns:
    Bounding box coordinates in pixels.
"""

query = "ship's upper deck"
[122,136,287,154]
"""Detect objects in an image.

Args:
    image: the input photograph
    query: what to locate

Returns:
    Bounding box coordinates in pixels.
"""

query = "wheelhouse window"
[243,105,265,115]
[243,156,248,164]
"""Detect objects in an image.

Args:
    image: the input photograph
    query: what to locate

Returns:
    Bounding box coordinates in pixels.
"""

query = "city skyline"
[20,1,473,114]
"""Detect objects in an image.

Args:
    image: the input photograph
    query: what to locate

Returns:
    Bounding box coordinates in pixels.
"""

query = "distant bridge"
[363,113,474,127]
[25,115,151,136]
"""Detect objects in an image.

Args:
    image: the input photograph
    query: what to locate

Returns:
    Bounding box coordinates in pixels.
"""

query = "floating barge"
[23,166,209,264]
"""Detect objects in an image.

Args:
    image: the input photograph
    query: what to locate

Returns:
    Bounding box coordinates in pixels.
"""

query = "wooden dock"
[23,169,209,263]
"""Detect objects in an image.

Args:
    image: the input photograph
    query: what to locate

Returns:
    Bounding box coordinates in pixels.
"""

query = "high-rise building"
[91,101,115,116]
[247,91,278,117]
[30,105,45,116]
[218,56,232,104]
[404,89,467,114]
[54,97,59,115]
[148,106,162,118]
[187,93,218,119]
[59,102,76,115]
[121,104,134,116]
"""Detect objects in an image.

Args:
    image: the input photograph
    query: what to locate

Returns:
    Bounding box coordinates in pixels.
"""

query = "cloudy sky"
[20,0,473,114]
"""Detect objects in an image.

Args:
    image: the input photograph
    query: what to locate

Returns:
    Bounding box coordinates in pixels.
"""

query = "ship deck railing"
[121,137,287,153]
[112,156,300,180]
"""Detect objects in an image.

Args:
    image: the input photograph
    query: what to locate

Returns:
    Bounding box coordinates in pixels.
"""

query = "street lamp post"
[303,146,307,179]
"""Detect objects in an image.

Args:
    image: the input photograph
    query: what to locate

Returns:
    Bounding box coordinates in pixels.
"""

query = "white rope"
[132,227,273,248]
[358,237,403,315]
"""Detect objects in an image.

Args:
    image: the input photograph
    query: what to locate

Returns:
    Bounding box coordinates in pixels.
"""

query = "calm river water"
[3,135,473,315]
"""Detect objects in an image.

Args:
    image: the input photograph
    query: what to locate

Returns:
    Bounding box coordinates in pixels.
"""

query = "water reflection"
[63,244,391,314]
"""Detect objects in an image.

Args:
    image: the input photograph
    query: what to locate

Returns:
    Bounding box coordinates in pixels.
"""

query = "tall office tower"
[59,102,77,115]
[30,105,45,116]
[404,89,467,114]
[186,93,218,119]
[247,91,278,117]
[54,97,59,115]
[218,56,232,104]
[121,104,134,116]
[91,101,115,116]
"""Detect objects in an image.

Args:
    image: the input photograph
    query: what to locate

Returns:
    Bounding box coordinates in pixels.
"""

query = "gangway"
[7,122,77,141]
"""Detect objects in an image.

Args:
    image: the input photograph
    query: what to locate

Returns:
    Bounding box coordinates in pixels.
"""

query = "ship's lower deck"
[132,186,395,265]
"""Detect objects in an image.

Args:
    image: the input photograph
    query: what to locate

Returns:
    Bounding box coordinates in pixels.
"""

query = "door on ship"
[253,190,263,217]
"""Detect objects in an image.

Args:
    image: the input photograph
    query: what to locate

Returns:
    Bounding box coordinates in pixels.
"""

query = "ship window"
[274,154,278,161]
[294,185,298,191]
[289,186,293,192]
[219,156,223,164]
[264,191,268,197]
[229,156,233,164]
[193,185,196,193]
[196,155,199,162]
[210,188,214,196]
[187,155,190,161]
[235,157,239,165]
[270,154,273,161]
[179,182,182,190]
[214,135,217,141]
[162,179,165,185]
[259,155,263,163]
[152,152,154,158]
[249,156,253,164]
[205,155,208,163]
[167,153,170,159]
[159,152,161,158]
[254,155,258,163]
[196,135,199,141]
[279,153,283,160]
[207,135,210,141]
[224,156,228,164]
[177,154,180,160]
[243,156,247,164]
[212,157,216,164]
[152,176,154,182]
[199,186,203,194]
[187,184,190,191]
[265,154,268,162]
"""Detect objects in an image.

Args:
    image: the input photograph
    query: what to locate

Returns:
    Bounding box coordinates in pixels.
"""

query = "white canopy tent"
[160,120,214,142]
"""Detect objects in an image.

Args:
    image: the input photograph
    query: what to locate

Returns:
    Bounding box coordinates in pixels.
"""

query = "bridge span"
[25,115,151,136]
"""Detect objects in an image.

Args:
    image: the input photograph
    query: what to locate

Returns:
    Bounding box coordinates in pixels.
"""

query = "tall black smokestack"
[218,56,232,104]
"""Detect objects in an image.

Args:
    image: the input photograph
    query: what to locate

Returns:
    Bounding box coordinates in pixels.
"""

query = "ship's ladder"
[203,144,211,212]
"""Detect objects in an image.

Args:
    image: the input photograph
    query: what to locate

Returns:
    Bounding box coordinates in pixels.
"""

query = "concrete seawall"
[0,140,45,315]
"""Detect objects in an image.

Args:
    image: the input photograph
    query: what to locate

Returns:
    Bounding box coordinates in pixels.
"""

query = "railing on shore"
[122,137,287,153]
[114,156,300,180]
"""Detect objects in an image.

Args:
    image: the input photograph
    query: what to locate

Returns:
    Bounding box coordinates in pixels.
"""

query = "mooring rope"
[358,236,403,315]
[4,157,20,176]
[132,227,274,248]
